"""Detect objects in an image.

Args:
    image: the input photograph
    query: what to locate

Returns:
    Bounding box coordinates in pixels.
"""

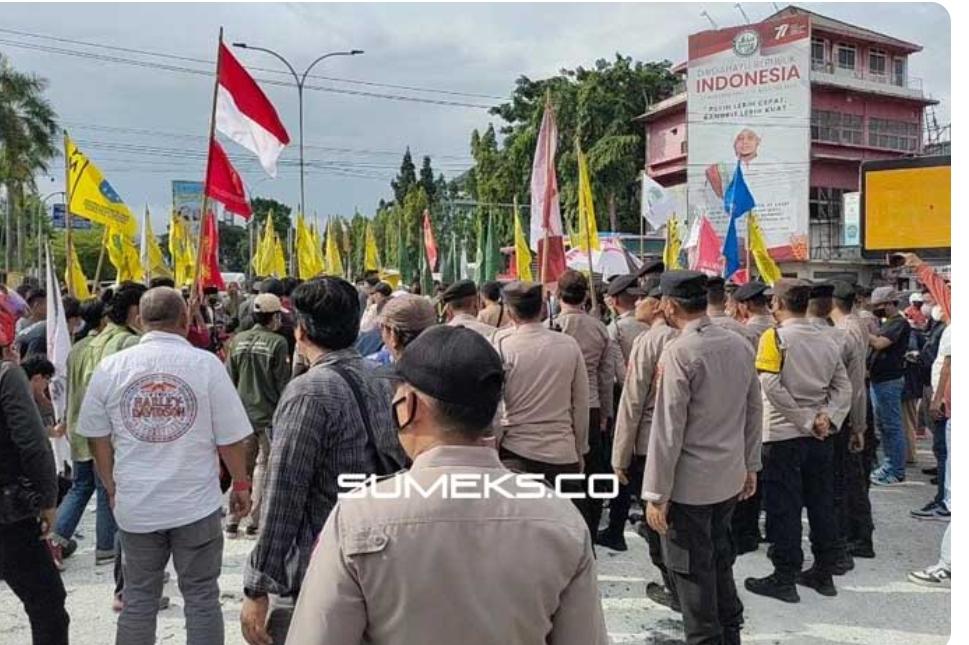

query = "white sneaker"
[907,565,951,588]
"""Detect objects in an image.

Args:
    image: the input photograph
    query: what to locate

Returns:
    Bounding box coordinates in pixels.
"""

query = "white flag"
[45,246,72,473]
[642,173,676,229]
[459,241,469,281]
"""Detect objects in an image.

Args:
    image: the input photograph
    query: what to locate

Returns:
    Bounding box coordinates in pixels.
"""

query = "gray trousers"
[117,510,224,645]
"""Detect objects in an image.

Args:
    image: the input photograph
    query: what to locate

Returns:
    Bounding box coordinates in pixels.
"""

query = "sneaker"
[595,529,628,552]
[744,574,800,603]
[908,565,951,588]
[871,470,905,486]
[225,523,240,539]
[245,525,260,539]
[797,567,838,597]
[646,582,681,612]
[95,549,115,566]
[911,504,950,522]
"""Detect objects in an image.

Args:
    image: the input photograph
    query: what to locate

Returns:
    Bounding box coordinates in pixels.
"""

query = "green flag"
[396,211,411,284]
[440,231,456,285]
[483,210,500,282]
[474,213,485,285]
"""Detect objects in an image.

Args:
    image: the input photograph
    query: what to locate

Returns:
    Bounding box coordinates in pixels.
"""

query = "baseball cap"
[909,292,924,305]
[377,325,504,409]
[253,293,288,314]
[379,294,438,332]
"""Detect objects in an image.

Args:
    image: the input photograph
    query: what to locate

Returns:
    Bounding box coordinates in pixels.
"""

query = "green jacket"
[66,324,140,461]
[226,324,291,429]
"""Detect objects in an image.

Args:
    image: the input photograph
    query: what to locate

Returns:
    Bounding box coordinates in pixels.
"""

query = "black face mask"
[391,393,417,432]
[873,307,887,319]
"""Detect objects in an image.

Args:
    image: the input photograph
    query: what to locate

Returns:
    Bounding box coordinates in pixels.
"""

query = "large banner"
[172,180,204,221]
[687,15,811,262]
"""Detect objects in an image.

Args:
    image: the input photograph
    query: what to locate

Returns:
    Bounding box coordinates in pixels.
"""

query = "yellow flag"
[251,214,271,276]
[324,219,344,276]
[106,227,144,284]
[270,230,286,278]
[65,134,137,237]
[311,223,325,273]
[253,213,285,277]
[64,242,91,300]
[749,213,782,286]
[364,222,381,272]
[662,216,682,270]
[168,213,196,287]
[296,214,321,279]
[140,207,171,280]
[575,144,600,253]
[513,203,533,282]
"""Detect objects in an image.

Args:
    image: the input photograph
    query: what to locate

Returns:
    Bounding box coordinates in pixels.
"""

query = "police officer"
[644,271,762,645]
[286,326,609,645]
[492,282,590,495]
[808,281,867,575]
[730,280,774,554]
[706,277,760,347]
[745,279,851,604]
[605,274,650,377]
[829,280,877,559]
[553,270,614,539]
[440,279,496,341]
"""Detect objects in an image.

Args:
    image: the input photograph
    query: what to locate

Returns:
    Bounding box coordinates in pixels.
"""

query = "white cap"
[909,292,923,305]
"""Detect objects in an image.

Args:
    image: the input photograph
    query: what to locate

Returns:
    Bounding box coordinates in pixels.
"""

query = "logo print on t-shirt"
[121,374,198,443]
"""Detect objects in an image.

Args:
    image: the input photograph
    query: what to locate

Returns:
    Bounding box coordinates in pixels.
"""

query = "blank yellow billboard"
[863,163,950,254]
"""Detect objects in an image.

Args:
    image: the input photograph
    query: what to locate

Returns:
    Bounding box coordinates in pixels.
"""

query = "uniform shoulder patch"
[755,328,783,374]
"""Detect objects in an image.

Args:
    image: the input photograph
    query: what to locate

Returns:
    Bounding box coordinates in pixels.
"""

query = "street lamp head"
[350,49,364,55]
[232,42,248,49]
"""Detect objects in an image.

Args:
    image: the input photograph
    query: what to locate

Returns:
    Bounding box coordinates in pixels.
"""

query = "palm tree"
[0,54,58,272]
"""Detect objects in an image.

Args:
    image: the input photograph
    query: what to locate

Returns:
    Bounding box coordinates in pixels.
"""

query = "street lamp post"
[37,191,65,278]
[231,43,364,217]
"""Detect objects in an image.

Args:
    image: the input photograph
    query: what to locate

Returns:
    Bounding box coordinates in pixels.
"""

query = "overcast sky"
[2,2,950,229]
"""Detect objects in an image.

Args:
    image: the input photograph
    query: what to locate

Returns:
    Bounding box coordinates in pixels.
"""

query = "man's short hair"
[292,277,361,350]
[62,296,81,320]
[557,270,588,306]
[705,277,726,307]
[778,290,810,314]
[107,283,148,325]
[79,299,105,329]
[252,310,277,327]
[260,278,285,297]
[363,271,380,287]
[502,282,543,320]
[26,288,46,306]
[149,277,176,289]
[480,281,502,303]
[21,355,55,380]
[743,294,770,309]
[281,277,300,297]
[373,282,392,298]
[140,287,187,328]
[667,295,707,314]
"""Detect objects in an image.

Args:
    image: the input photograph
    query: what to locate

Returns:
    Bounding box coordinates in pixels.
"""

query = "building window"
[812,38,827,69]
[893,57,907,86]
[869,49,887,77]
[811,110,864,145]
[809,187,847,256]
[869,117,920,151]
[836,44,856,71]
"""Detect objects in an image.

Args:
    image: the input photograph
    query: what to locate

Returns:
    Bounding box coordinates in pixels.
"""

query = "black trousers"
[499,448,584,524]
[762,436,839,579]
[582,408,608,539]
[605,455,645,535]
[730,474,762,548]
[843,396,877,548]
[0,518,70,644]
[662,498,743,645]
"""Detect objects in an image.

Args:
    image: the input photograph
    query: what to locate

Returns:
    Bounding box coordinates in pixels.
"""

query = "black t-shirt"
[869,314,911,383]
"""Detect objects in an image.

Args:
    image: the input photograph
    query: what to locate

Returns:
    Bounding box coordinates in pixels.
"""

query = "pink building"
[638,5,939,279]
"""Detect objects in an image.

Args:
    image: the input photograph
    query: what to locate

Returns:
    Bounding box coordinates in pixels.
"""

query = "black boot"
[595,528,628,552]
[831,552,855,576]
[744,573,800,603]
[848,541,875,559]
[646,582,681,612]
[722,628,742,645]
[797,567,837,596]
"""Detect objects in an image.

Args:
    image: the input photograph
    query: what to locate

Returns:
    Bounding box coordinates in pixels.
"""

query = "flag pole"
[639,173,646,262]
[539,91,553,289]
[577,140,598,315]
[92,228,108,289]
[63,132,76,297]
[192,26,225,299]
[745,211,752,281]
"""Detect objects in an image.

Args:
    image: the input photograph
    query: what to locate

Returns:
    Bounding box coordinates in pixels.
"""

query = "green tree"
[391,147,417,206]
[418,155,437,205]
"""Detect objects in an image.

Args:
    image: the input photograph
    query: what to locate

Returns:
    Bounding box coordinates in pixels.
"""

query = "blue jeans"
[54,459,117,552]
[932,416,948,505]
[870,378,906,479]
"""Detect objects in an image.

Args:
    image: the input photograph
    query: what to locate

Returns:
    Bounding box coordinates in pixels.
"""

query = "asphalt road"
[0,441,950,644]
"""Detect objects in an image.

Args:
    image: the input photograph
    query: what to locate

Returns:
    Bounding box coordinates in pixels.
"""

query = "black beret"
[607,274,644,297]
[825,273,859,286]
[734,281,769,302]
[809,282,835,299]
[766,278,812,300]
[660,270,708,299]
[502,281,543,307]
[636,259,665,278]
[831,280,856,300]
[441,279,478,304]
[648,285,663,298]
[705,276,726,296]
[642,276,662,298]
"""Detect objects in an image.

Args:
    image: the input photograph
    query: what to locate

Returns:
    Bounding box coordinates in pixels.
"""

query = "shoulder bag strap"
[327,362,395,476]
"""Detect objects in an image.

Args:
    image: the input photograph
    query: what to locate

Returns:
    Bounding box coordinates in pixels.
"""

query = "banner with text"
[172,180,204,222]
[687,14,811,262]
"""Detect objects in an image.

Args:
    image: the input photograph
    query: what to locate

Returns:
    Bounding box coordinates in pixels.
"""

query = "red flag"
[692,216,724,277]
[198,210,226,291]
[215,42,290,177]
[422,209,438,271]
[205,137,252,218]
[529,100,566,284]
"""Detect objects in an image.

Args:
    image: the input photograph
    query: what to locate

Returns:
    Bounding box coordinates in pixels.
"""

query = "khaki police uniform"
[607,311,650,385]
[644,316,762,645]
[745,313,775,341]
[447,312,497,342]
[478,302,511,329]
[286,445,609,645]
[710,311,760,348]
[755,317,852,582]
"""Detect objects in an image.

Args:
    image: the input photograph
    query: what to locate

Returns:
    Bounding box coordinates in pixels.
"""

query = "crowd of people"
[0,251,951,644]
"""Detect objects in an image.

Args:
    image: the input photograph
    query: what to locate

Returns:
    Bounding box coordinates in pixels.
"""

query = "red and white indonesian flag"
[215,43,290,177]
[529,101,566,283]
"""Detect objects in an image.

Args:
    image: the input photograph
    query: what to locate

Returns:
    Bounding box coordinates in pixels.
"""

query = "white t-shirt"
[931,325,951,391]
[77,331,253,533]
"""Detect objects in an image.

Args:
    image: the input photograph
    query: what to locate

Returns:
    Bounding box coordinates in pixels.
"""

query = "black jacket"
[0,360,57,510]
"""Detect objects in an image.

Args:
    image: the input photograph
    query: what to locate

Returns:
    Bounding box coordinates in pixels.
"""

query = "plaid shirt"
[244,348,406,596]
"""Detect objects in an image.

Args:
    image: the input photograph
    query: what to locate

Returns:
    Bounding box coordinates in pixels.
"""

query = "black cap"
[441,279,478,304]
[502,281,543,308]
[724,281,739,295]
[636,259,665,278]
[642,276,663,299]
[660,270,708,298]
[809,281,835,299]
[377,325,504,408]
[734,281,769,302]
[855,284,874,297]
[831,280,856,300]
[607,274,645,297]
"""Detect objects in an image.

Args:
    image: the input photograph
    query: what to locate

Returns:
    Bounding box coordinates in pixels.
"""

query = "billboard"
[861,156,950,259]
[687,14,811,262]
[172,180,204,221]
